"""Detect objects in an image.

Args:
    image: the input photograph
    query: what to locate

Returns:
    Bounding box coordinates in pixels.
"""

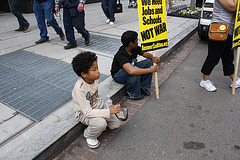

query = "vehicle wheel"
[198,32,207,40]
[198,24,207,40]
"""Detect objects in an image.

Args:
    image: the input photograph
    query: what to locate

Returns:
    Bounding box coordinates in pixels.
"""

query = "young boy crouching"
[71,51,122,149]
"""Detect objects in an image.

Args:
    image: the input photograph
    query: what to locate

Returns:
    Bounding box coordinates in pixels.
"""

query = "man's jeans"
[101,0,117,22]
[63,7,89,44]
[9,0,29,29]
[33,0,63,41]
[113,59,153,99]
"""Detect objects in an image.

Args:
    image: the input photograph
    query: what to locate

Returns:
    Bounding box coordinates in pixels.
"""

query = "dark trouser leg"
[108,0,116,22]
[221,35,234,76]
[73,11,89,39]
[135,59,153,89]
[63,7,76,44]
[101,0,110,19]
[9,0,29,29]
[201,35,233,76]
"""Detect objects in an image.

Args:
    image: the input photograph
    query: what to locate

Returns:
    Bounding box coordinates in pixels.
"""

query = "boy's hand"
[152,56,160,64]
[150,65,158,72]
[110,104,121,114]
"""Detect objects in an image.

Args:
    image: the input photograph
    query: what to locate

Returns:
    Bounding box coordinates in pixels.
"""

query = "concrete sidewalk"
[0,0,198,159]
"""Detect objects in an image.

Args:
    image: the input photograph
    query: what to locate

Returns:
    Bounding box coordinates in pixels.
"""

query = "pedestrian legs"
[33,1,49,41]
[101,0,117,22]
[9,0,29,30]
[63,7,76,44]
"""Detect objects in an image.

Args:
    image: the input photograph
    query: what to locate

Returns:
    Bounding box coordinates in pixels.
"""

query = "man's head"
[121,30,138,48]
[72,52,99,83]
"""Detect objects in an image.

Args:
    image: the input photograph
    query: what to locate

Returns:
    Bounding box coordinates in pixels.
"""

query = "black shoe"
[35,39,49,44]
[125,95,144,100]
[141,88,150,96]
[47,23,51,27]
[85,34,90,46]
[23,25,30,33]
[15,27,23,31]
[64,42,77,50]
[59,32,65,41]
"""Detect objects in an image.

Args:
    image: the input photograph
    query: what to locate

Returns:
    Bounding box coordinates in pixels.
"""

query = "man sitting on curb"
[111,30,160,100]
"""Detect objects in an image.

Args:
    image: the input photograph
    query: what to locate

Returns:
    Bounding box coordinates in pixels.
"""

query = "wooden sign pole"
[232,47,240,94]
[153,51,159,99]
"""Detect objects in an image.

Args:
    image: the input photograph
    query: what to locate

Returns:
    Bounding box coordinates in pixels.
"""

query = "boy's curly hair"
[72,51,97,77]
[121,30,138,47]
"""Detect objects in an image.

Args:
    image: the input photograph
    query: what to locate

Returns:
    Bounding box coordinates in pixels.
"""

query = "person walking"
[33,0,65,44]
[55,0,90,50]
[8,0,30,32]
[101,0,117,25]
[200,0,240,92]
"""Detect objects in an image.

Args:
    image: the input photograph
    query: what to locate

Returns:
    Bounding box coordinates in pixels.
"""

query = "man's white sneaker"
[200,79,217,92]
[106,19,110,23]
[86,138,100,148]
[109,22,114,25]
[230,78,240,88]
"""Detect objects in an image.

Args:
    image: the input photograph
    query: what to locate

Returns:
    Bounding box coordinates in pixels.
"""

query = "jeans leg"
[9,0,29,28]
[108,0,116,22]
[101,0,110,19]
[135,59,153,89]
[113,68,142,99]
[73,11,89,38]
[126,75,141,98]
[33,1,48,41]
[42,0,63,35]
[63,8,76,44]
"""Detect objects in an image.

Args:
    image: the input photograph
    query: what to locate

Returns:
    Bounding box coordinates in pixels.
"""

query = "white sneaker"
[86,138,100,148]
[106,19,110,23]
[109,22,114,25]
[200,79,217,92]
[230,78,240,88]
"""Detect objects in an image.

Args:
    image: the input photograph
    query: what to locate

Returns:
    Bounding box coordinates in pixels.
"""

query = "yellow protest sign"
[233,0,240,49]
[137,0,168,52]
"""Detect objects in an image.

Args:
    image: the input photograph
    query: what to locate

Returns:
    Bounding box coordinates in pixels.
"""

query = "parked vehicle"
[198,0,214,40]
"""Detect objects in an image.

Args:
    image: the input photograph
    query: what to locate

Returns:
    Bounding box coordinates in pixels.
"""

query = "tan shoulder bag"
[208,15,234,41]
[208,23,229,41]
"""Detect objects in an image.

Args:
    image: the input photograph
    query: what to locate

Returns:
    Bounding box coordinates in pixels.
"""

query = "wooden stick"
[153,51,159,99]
[232,47,240,95]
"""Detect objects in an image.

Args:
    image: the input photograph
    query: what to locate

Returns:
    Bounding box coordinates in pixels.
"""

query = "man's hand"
[77,3,84,12]
[55,7,60,13]
[110,104,121,114]
[152,56,160,64]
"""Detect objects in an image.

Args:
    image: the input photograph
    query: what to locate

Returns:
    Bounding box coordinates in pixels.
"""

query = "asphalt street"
[94,37,240,160]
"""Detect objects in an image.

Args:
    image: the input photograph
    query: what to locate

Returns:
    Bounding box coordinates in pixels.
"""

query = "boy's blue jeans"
[33,0,63,41]
[113,59,153,99]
